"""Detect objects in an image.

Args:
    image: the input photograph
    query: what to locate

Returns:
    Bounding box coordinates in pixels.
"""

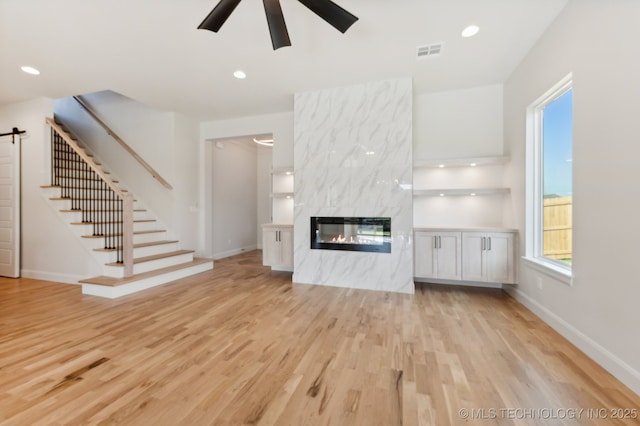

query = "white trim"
[526,73,573,279]
[505,287,640,396]
[21,269,83,284]
[522,256,572,286]
[213,245,258,260]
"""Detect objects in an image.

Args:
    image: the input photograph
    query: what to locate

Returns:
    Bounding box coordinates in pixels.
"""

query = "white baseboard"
[505,287,640,396]
[213,245,258,260]
[21,269,82,284]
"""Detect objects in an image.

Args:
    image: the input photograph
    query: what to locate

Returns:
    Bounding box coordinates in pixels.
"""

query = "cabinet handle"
[481,237,485,251]
[434,236,438,249]
[488,237,491,251]
[438,236,442,249]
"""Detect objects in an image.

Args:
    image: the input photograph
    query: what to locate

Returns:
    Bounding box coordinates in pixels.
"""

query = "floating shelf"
[271,167,294,175]
[413,188,510,197]
[271,192,294,199]
[413,156,509,169]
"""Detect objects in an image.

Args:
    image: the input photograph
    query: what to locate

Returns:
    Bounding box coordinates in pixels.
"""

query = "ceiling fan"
[197,0,359,50]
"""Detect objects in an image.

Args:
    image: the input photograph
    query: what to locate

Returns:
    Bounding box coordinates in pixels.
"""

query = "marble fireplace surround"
[292,78,414,294]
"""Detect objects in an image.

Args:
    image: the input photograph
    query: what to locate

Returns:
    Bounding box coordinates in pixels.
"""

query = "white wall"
[171,113,201,250]
[54,92,202,253]
[200,111,294,256]
[211,139,258,259]
[413,85,507,228]
[0,98,102,282]
[504,0,640,394]
[256,146,272,247]
[414,84,504,160]
[54,92,175,232]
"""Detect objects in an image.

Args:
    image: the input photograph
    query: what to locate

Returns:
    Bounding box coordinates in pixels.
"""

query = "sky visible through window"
[543,89,573,197]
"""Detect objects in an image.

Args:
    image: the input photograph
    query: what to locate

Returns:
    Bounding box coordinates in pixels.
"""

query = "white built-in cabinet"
[262,224,293,270]
[415,228,517,285]
[414,231,462,280]
[263,167,294,271]
[460,231,516,284]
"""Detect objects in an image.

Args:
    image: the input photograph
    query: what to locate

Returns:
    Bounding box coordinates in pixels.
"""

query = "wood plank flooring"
[0,250,638,425]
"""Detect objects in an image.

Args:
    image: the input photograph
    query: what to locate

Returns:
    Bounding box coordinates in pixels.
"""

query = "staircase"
[44,117,213,298]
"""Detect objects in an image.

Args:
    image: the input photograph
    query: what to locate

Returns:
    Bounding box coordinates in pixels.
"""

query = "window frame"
[525,73,573,285]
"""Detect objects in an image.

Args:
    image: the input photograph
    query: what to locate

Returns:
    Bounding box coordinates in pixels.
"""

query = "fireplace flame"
[330,234,360,244]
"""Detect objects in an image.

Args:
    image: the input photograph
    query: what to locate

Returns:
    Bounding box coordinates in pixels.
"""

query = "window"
[526,74,573,281]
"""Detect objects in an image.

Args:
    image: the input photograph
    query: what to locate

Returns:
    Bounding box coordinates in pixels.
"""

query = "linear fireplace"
[310,217,391,253]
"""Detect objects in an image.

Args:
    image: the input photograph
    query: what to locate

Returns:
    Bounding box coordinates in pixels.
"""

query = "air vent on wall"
[416,42,444,59]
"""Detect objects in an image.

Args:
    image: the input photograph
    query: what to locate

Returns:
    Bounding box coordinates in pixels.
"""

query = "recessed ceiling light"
[471,193,477,196]
[439,193,445,197]
[439,164,445,168]
[21,66,40,75]
[461,25,480,38]
[233,70,246,79]
[470,163,477,167]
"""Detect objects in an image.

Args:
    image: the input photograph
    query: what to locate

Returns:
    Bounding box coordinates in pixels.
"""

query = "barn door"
[0,131,21,277]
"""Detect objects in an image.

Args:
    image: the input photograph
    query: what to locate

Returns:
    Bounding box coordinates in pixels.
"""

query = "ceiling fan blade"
[263,0,291,50]
[297,0,358,33]
[198,0,242,32]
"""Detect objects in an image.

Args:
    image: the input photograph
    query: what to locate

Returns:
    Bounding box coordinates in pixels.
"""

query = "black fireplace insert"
[310,217,391,253]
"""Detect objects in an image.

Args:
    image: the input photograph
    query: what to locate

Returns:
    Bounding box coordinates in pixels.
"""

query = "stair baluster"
[47,118,133,276]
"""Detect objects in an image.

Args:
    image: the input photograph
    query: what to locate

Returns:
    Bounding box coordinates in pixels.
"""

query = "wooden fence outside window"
[543,196,572,261]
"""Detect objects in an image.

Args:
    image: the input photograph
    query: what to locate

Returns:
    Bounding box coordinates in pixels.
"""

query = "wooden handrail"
[46,117,135,277]
[72,95,173,190]
[46,117,126,198]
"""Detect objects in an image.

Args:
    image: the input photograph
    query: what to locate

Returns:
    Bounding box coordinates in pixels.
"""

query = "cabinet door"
[414,232,437,278]
[461,233,485,282]
[262,229,279,266]
[279,228,294,268]
[485,232,515,284]
[437,232,462,280]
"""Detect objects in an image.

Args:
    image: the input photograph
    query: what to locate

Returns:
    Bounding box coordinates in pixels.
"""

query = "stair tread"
[81,229,165,238]
[93,240,179,252]
[61,209,146,212]
[50,197,137,201]
[54,164,106,169]
[81,258,212,286]
[105,250,195,267]
[42,185,127,192]
[71,219,155,225]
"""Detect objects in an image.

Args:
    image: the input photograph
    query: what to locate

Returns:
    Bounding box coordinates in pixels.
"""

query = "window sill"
[522,256,573,287]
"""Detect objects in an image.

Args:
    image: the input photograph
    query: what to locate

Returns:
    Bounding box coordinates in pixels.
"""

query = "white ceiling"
[0,0,567,121]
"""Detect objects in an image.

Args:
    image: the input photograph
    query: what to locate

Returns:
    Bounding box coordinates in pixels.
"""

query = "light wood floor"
[0,251,638,425]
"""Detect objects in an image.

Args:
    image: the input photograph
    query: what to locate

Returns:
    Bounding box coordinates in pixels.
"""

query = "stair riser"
[53,170,110,180]
[72,221,158,234]
[96,242,181,264]
[134,242,180,258]
[82,261,214,299]
[53,178,117,189]
[50,189,127,199]
[49,199,141,211]
[134,232,167,244]
[103,252,195,277]
[81,231,166,247]
[60,210,151,222]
